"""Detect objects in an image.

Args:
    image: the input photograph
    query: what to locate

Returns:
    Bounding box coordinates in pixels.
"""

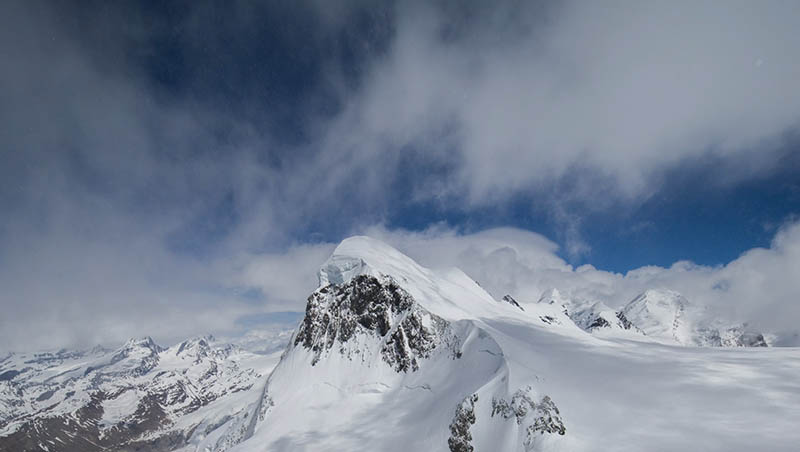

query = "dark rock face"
[295,274,458,372]
[529,396,566,436]
[491,386,566,446]
[501,295,525,311]
[383,311,439,373]
[569,307,637,333]
[539,315,559,325]
[448,394,478,452]
[296,275,412,352]
[615,311,634,330]
[588,316,611,330]
[0,371,19,382]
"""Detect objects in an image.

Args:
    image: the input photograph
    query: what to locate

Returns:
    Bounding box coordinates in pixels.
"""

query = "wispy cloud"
[327,0,800,203]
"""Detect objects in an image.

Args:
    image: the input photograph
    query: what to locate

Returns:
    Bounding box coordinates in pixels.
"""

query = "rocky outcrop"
[491,386,566,449]
[448,394,478,452]
[295,274,460,372]
[501,295,525,311]
[615,311,634,330]
[564,299,640,334]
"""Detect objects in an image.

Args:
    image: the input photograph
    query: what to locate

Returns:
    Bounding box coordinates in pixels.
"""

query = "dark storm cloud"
[1,0,799,350]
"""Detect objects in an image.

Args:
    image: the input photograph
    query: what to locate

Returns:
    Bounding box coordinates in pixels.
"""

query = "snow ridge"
[223,237,567,452]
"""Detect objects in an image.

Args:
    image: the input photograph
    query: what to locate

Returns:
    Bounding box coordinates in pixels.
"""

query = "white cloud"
[360,221,800,333]
[326,0,800,204]
[231,242,336,309]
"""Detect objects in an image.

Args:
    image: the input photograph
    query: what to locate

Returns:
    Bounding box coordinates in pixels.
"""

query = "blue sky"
[1,0,799,350]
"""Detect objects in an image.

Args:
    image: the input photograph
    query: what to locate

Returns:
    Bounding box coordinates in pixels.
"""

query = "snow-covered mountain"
[0,334,283,452]
[2,236,799,452]
[207,236,568,452]
[535,288,636,333]
[530,287,768,347]
[620,289,769,346]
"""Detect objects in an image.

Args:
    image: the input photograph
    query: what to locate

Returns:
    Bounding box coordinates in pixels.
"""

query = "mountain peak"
[106,336,163,376]
[175,335,215,358]
[319,236,423,286]
[537,288,569,306]
[318,236,509,322]
[334,235,404,256]
[501,294,524,311]
[120,336,162,354]
[622,289,692,344]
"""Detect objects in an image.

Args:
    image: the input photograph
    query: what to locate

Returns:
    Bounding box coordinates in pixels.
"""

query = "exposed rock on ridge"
[295,274,460,372]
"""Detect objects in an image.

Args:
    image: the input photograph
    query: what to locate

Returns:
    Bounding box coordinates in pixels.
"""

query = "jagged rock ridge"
[295,274,460,372]
[448,394,479,452]
[501,294,525,311]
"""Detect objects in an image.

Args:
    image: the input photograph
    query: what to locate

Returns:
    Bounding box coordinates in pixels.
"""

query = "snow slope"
[222,237,567,452]
[226,236,800,452]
